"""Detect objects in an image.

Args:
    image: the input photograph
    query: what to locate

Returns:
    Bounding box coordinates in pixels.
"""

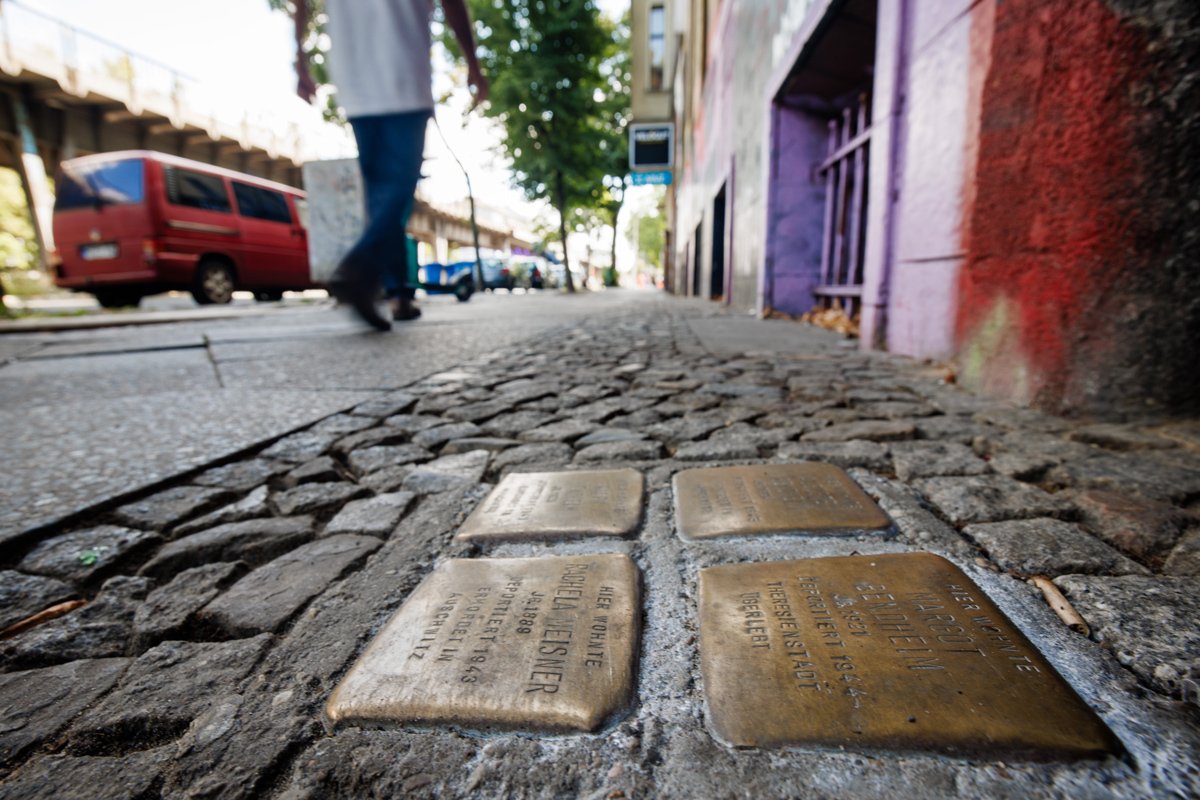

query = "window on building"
[649,4,665,92]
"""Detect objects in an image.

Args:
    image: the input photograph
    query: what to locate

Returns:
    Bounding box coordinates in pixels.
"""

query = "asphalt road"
[2,288,657,544]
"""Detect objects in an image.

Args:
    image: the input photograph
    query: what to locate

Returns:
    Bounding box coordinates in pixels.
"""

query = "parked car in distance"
[417,261,475,302]
[52,150,315,307]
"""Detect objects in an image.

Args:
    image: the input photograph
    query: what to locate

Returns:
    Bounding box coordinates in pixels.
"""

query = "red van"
[52,150,314,307]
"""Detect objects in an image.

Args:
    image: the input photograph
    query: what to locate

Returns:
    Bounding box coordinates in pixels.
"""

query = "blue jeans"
[344,110,430,299]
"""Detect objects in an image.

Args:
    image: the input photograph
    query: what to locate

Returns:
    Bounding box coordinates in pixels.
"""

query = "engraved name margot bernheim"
[698,553,1120,756]
[326,554,639,732]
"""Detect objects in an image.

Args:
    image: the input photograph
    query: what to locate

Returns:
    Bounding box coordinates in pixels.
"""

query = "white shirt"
[325,0,435,118]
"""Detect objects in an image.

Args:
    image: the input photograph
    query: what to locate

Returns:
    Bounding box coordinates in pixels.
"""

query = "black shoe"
[392,297,422,322]
[328,270,391,332]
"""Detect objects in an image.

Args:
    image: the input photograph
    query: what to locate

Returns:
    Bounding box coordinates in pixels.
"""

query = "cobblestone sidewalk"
[1,300,1197,798]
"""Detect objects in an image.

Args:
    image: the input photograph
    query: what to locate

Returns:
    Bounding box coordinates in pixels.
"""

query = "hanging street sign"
[630,171,673,186]
[629,122,674,170]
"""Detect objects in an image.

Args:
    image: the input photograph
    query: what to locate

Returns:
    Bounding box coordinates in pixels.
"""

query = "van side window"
[233,183,293,224]
[165,167,231,213]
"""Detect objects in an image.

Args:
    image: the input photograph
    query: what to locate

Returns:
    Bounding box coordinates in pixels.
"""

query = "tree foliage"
[266,0,341,122]
[450,0,616,291]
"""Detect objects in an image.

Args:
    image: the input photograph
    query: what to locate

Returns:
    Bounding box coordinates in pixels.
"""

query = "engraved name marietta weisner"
[698,552,1121,757]
[326,554,640,732]
[455,469,645,542]
[674,463,892,540]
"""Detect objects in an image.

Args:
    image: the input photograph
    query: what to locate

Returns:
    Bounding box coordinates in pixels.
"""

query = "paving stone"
[174,486,272,537]
[987,451,1059,481]
[443,398,513,423]
[67,635,272,754]
[311,414,376,436]
[564,397,639,422]
[0,576,151,671]
[411,421,483,449]
[0,658,129,768]
[0,745,171,800]
[381,414,446,434]
[1163,529,1200,575]
[973,407,1071,433]
[847,400,936,420]
[357,465,415,493]
[481,410,560,437]
[607,409,665,428]
[440,436,519,454]
[271,482,369,517]
[654,394,721,415]
[705,422,797,448]
[193,459,288,492]
[0,572,76,632]
[574,439,664,463]
[519,397,563,412]
[324,492,414,536]
[913,415,991,444]
[563,382,620,402]
[811,408,865,424]
[775,440,892,471]
[575,427,648,446]
[643,416,726,446]
[17,526,162,588]
[844,388,916,403]
[915,475,1073,525]
[260,431,339,464]
[132,562,248,649]
[492,443,574,472]
[963,518,1147,576]
[332,426,409,457]
[516,419,596,443]
[1068,424,1177,451]
[890,441,990,481]
[1069,489,1190,564]
[697,382,784,400]
[653,378,701,391]
[400,450,490,495]
[494,379,560,404]
[1054,575,1199,702]
[113,485,233,531]
[673,440,759,461]
[139,517,315,579]
[1045,452,1200,504]
[848,470,975,557]
[414,393,461,414]
[800,419,916,443]
[346,444,433,476]
[199,535,381,636]
[349,393,416,418]
[285,456,349,487]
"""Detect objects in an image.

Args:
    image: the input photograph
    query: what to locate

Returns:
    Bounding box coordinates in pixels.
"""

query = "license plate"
[81,243,119,260]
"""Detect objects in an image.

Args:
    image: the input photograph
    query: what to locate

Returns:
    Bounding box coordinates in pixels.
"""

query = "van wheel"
[192,260,235,305]
[254,290,284,302]
[454,280,473,303]
[93,289,143,309]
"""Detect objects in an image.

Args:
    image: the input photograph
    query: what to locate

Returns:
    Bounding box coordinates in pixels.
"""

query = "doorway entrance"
[710,183,726,301]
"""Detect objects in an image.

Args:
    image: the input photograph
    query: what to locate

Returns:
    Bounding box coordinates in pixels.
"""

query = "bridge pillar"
[8,91,54,264]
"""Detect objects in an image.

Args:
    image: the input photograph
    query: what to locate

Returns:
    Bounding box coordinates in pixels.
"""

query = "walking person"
[293,0,488,330]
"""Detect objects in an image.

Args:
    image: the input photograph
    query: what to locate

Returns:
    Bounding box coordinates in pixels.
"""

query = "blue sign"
[630,171,673,186]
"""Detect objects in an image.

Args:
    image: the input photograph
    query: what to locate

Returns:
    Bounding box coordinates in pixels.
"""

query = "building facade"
[633,0,1199,415]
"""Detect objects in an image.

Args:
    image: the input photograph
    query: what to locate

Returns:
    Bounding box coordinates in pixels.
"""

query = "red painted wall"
[957,0,1155,413]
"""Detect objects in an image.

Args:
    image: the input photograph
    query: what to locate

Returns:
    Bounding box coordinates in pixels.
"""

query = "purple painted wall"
[763,103,827,315]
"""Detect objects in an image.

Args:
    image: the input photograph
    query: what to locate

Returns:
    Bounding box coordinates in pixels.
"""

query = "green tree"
[0,167,39,308]
[450,0,613,293]
[626,188,666,276]
[266,0,341,122]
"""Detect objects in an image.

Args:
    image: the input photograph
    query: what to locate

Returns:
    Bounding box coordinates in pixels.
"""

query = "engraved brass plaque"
[326,554,639,732]
[455,469,644,542]
[698,553,1121,756]
[673,463,890,539]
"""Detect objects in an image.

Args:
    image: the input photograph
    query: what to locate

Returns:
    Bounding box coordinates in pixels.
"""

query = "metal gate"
[816,94,871,317]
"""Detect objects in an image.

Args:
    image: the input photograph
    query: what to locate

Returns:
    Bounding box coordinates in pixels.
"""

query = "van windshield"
[56,159,145,210]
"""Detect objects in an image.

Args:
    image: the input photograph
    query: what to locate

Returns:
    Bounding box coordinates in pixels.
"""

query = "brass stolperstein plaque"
[673,463,891,540]
[326,554,639,732]
[698,553,1121,757]
[455,469,644,542]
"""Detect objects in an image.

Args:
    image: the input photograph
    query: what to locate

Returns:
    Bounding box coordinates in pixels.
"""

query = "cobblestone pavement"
[1,298,1197,798]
